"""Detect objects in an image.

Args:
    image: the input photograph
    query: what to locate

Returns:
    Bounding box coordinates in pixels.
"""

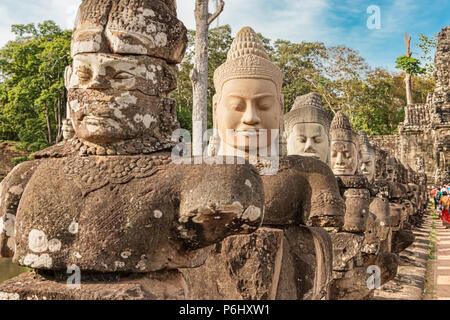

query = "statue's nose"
[336,152,345,165]
[304,138,315,153]
[242,103,260,126]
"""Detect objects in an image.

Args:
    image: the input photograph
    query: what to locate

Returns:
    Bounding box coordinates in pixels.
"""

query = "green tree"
[417,33,438,76]
[0,21,71,151]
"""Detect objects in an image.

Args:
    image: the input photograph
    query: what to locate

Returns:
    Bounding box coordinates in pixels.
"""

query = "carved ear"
[64,65,73,89]
[212,94,219,130]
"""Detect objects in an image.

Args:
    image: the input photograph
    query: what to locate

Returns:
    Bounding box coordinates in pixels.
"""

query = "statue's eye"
[113,71,133,80]
[298,136,307,143]
[76,67,92,81]
[314,137,322,143]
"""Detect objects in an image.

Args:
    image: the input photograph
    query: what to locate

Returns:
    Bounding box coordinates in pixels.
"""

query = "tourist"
[435,187,443,210]
[440,191,450,228]
[431,186,438,208]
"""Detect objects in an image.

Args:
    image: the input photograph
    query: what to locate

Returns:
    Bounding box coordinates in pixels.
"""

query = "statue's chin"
[76,129,129,145]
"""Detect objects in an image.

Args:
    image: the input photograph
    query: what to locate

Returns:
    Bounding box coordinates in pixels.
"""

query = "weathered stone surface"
[0,161,42,257]
[67,54,178,96]
[392,229,415,254]
[181,228,285,300]
[181,226,333,300]
[369,197,390,226]
[336,175,369,189]
[329,232,364,272]
[389,204,403,229]
[1,155,264,273]
[72,0,188,63]
[374,252,399,286]
[0,270,188,300]
[261,156,345,230]
[342,188,370,233]
[329,267,371,300]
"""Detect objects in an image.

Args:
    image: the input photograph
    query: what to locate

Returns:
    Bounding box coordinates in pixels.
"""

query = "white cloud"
[0,0,81,48]
[178,0,332,41]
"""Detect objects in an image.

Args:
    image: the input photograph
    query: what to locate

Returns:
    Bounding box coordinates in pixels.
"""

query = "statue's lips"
[235,130,259,137]
[333,167,350,172]
[301,153,320,160]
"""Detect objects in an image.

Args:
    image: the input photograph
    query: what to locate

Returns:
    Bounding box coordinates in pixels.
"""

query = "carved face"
[330,141,358,175]
[62,119,75,140]
[360,150,375,182]
[286,123,329,163]
[65,53,176,144]
[215,78,281,152]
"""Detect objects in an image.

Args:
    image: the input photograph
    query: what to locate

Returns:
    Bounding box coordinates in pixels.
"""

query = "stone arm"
[0,160,41,257]
[261,156,345,231]
[177,162,264,250]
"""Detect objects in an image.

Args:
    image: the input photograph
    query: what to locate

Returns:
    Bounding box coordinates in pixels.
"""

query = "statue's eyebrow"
[226,93,275,100]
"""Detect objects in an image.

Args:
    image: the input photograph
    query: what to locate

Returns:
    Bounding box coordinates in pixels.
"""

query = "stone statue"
[329,112,398,300]
[208,26,284,159]
[284,93,332,165]
[0,0,265,300]
[330,111,361,176]
[185,26,345,300]
[61,119,75,141]
[358,131,376,183]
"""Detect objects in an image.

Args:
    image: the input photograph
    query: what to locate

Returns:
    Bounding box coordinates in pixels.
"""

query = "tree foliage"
[0,21,438,151]
[395,55,426,76]
[0,21,71,151]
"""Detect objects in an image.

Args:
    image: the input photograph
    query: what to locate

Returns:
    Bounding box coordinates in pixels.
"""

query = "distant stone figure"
[0,0,264,300]
[358,131,376,183]
[284,93,331,165]
[330,111,360,176]
[61,119,75,141]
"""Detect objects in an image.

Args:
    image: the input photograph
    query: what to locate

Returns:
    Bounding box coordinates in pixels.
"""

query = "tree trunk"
[404,32,413,105]
[405,73,413,106]
[191,0,224,157]
[44,104,53,145]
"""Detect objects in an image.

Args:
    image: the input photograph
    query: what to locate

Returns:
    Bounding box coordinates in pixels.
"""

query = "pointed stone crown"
[330,111,358,145]
[358,130,375,155]
[213,26,283,96]
[284,92,331,135]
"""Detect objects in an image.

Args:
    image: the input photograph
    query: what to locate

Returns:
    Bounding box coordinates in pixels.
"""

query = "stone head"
[65,0,186,146]
[212,27,283,155]
[386,156,398,182]
[62,119,75,141]
[284,93,331,164]
[330,111,360,176]
[358,131,376,183]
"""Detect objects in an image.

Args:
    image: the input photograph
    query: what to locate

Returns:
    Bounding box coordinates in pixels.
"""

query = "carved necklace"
[69,137,176,156]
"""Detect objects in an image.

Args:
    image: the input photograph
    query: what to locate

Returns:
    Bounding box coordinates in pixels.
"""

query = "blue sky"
[0,0,449,71]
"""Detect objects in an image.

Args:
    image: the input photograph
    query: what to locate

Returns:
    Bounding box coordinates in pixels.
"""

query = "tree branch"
[207,0,224,25]
[404,32,412,57]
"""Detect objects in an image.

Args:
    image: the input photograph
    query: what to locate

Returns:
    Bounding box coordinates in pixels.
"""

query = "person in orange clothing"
[439,191,450,228]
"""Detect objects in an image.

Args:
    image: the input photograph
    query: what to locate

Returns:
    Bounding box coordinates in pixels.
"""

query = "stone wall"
[370,26,450,186]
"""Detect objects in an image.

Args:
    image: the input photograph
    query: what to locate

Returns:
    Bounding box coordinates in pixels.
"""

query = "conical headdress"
[330,111,359,146]
[283,92,331,135]
[358,130,375,155]
[213,27,283,96]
